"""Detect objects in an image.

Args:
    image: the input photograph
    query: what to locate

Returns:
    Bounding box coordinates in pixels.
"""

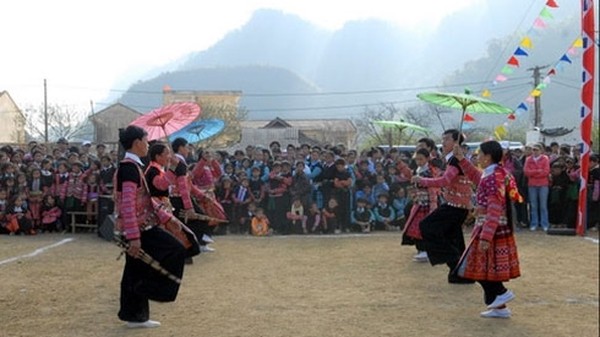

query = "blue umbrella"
[168,118,226,144]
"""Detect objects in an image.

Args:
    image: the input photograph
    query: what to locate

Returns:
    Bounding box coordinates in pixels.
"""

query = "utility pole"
[526,65,550,128]
[43,79,48,143]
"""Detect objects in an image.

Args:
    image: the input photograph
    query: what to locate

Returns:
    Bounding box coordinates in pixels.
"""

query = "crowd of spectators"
[1,137,598,236]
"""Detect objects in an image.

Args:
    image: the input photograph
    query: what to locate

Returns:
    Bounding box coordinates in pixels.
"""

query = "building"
[88,103,141,145]
[0,91,26,144]
[238,117,357,150]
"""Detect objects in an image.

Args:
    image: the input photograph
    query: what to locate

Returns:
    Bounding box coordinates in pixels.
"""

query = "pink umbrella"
[130,102,201,141]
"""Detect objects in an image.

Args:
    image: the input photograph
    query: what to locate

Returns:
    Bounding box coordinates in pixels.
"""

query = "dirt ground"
[0,229,598,337]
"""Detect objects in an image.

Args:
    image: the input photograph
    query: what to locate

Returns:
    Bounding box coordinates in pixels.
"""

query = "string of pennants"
[511,36,584,120]
[465,35,584,136]
[482,0,560,97]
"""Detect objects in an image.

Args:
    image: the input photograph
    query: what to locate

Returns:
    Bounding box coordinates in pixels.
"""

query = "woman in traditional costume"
[454,140,522,318]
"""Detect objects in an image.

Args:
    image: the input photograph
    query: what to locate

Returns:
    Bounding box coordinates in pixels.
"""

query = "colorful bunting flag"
[481,89,491,98]
[531,89,542,97]
[508,113,516,121]
[514,47,529,56]
[507,56,520,67]
[573,37,583,48]
[546,0,559,8]
[520,37,533,49]
[539,7,554,19]
[517,103,528,111]
[464,113,476,122]
[501,66,514,75]
[495,75,508,82]
[533,18,547,29]
[494,125,508,140]
[560,54,572,63]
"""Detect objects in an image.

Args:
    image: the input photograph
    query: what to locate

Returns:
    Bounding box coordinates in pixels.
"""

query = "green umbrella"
[373,120,430,133]
[417,89,513,134]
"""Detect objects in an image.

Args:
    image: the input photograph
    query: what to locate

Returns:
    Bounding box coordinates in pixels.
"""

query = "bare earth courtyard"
[0,230,598,337]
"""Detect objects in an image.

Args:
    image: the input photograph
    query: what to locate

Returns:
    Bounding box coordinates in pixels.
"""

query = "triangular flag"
[560,54,572,63]
[501,66,514,75]
[514,47,529,56]
[508,113,516,121]
[548,68,556,75]
[536,83,548,90]
[482,89,491,98]
[543,76,552,84]
[539,7,554,19]
[546,0,559,8]
[526,96,535,103]
[495,74,508,82]
[531,89,542,97]
[494,125,507,140]
[555,62,565,72]
[464,113,476,122]
[573,37,583,48]
[533,18,547,29]
[517,103,528,111]
[507,56,520,67]
[567,47,578,55]
[520,37,533,49]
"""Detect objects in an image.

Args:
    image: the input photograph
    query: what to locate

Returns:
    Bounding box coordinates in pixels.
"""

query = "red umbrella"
[130,102,201,140]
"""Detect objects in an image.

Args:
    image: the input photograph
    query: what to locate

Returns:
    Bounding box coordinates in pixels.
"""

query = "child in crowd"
[305,202,322,233]
[0,189,8,234]
[41,194,62,233]
[372,174,390,203]
[239,202,257,235]
[28,168,44,228]
[286,197,306,234]
[322,197,339,234]
[373,193,397,230]
[83,173,101,224]
[351,198,374,233]
[249,166,266,209]
[391,186,410,229]
[6,194,34,235]
[232,177,254,234]
[251,207,271,236]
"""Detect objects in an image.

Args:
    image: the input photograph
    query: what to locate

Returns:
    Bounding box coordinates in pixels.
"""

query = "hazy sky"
[0,0,481,112]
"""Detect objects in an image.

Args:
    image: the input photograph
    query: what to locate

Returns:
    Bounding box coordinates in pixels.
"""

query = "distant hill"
[114,3,587,123]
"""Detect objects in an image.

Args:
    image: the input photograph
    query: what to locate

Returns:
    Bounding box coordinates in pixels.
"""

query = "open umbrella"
[168,118,226,144]
[417,89,513,134]
[130,102,201,141]
[373,120,429,133]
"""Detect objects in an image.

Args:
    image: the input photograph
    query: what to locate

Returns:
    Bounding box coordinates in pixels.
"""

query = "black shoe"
[448,274,475,284]
[185,257,194,265]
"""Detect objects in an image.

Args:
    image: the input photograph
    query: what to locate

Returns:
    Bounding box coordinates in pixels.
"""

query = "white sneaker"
[487,290,515,309]
[412,251,429,262]
[480,308,511,318]
[126,320,161,328]
[202,234,215,244]
[200,245,215,253]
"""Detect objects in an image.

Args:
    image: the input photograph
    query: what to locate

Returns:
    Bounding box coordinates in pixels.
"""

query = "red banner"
[577,0,595,235]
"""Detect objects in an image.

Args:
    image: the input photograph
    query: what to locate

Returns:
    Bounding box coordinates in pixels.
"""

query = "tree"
[194,102,248,149]
[353,103,433,149]
[24,104,92,142]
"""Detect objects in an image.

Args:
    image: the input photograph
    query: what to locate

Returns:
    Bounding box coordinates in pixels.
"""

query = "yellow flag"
[531,89,542,97]
[494,125,507,140]
[482,89,491,98]
[521,37,533,49]
[573,37,583,48]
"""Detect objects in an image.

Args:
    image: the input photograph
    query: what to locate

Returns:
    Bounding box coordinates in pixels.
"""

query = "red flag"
[546,0,559,8]
[548,68,557,76]
[464,113,475,122]
[507,56,520,67]
[507,113,516,120]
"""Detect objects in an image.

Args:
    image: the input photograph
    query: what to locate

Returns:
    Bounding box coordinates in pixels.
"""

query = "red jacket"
[524,155,550,187]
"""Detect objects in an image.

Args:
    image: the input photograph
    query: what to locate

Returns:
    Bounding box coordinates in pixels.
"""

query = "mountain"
[113,3,587,123]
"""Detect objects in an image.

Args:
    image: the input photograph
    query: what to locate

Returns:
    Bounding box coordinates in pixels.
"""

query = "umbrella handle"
[458,108,465,138]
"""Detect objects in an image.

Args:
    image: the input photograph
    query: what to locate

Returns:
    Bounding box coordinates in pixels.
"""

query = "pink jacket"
[524,155,550,187]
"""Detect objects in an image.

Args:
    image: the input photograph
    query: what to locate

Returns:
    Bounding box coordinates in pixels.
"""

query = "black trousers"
[417,204,469,268]
[478,281,507,305]
[170,197,211,243]
[118,227,186,322]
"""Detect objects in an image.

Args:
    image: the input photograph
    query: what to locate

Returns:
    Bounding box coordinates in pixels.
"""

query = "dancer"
[115,125,187,329]
[453,141,521,318]
[411,129,475,284]
[402,148,439,262]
